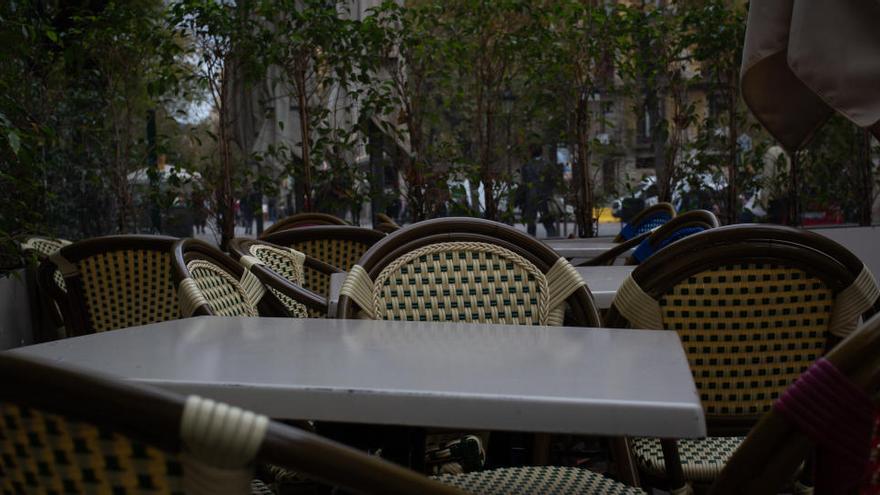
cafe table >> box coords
[11,316,705,439]
[577,265,635,309]
[541,238,630,266]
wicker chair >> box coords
[710,311,880,495]
[37,235,180,336]
[334,218,647,492]
[228,238,336,318]
[588,210,719,267]
[613,202,676,242]
[171,239,290,318]
[262,226,385,300]
[20,236,71,257]
[19,236,71,341]
[337,217,600,326]
[0,352,459,495]
[604,224,880,492]
[375,213,402,233]
[260,212,348,238]
[376,221,402,234]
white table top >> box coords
[541,239,627,262]
[11,317,704,438]
[577,266,635,309]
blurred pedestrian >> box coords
[519,144,543,236]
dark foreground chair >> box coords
[711,311,880,494]
[605,224,880,492]
[38,235,179,336]
[0,352,459,495]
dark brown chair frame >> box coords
[0,353,461,495]
[260,212,349,238]
[711,312,880,494]
[228,238,337,316]
[613,202,677,242]
[605,224,880,491]
[337,217,601,327]
[37,235,179,337]
[171,238,288,317]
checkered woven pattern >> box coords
[292,239,370,297]
[23,238,65,257]
[631,437,743,483]
[186,260,258,317]
[249,245,309,318]
[432,466,644,494]
[0,403,184,494]
[53,269,67,293]
[372,243,548,324]
[659,263,833,416]
[78,250,179,332]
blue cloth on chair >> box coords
[619,212,673,241]
[632,226,706,263]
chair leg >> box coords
[531,433,552,466]
[661,438,688,493]
[609,437,641,487]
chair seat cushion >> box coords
[432,466,644,494]
[632,436,744,483]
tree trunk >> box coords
[218,73,235,250]
[575,96,594,237]
[788,150,800,227]
[648,92,670,203]
[482,103,498,221]
[726,85,738,225]
[296,68,313,212]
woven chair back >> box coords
[337,217,601,327]
[607,224,880,423]
[20,236,70,258]
[0,353,459,495]
[172,239,286,318]
[37,236,179,336]
[259,212,348,238]
[710,312,880,494]
[228,238,333,318]
[262,226,385,298]
[614,202,676,242]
